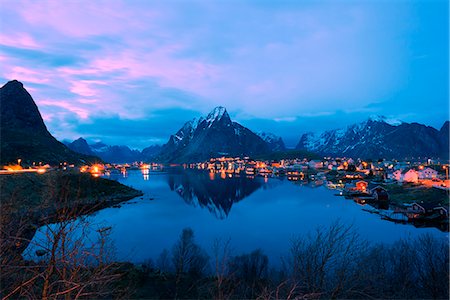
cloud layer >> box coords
[1,0,448,148]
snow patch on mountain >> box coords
[205,106,228,127]
[257,132,278,142]
[369,115,403,126]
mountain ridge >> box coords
[296,116,449,159]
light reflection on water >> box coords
[27,169,448,264]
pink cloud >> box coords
[39,99,90,120]
[69,80,107,97]
[12,0,160,38]
[9,66,50,84]
[0,33,42,49]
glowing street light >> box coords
[443,165,449,181]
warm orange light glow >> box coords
[37,168,46,174]
[89,164,104,176]
[5,164,23,171]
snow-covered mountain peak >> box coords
[368,115,403,126]
[206,106,228,123]
[173,117,204,145]
[183,117,203,132]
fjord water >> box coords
[69,168,444,264]
[28,168,447,264]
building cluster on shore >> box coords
[1,154,448,230]
[185,156,449,185]
[182,156,449,230]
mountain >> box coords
[296,116,449,159]
[158,106,270,162]
[66,141,142,163]
[0,80,98,165]
[67,138,95,156]
[66,139,162,163]
[257,132,286,151]
[141,145,162,161]
[93,145,142,163]
[440,121,449,154]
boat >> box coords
[245,167,255,175]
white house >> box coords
[418,167,438,179]
[391,169,419,183]
[391,170,403,181]
[403,169,419,183]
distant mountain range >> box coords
[0,80,98,165]
[1,80,448,165]
[65,138,162,163]
[157,106,285,163]
[66,107,286,163]
[296,116,449,159]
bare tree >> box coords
[156,248,171,273]
[171,227,209,298]
[285,221,370,298]
[414,234,449,299]
[211,238,235,300]
[228,249,269,298]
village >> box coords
[1,155,449,231]
[184,156,449,231]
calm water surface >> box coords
[29,169,448,264]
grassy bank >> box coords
[0,170,142,215]
[384,183,449,206]
[0,171,143,262]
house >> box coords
[410,202,438,214]
[418,167,438,179]
[355,180,368,192]
[370,186,389,201]
[391,169,403,181]
[392,169,419,183]
[403,169,419,183]
[433,206,448,218]
[408,202,448,221]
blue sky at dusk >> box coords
[0,0,448,149]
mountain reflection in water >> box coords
[166,169,270,219]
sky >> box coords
[0,0,448,149]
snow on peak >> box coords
[369,115,403,126]
[174,117,204,144]
[257,132,278,142]
[187,117,203,131]
[206,106,228,123]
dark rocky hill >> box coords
[0,80,98,165]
